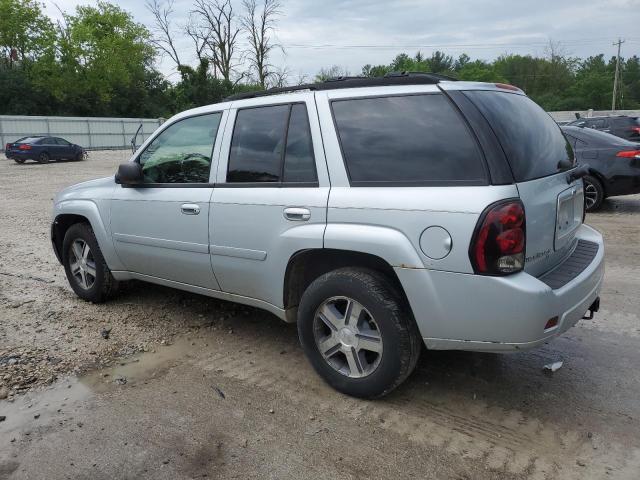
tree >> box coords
[241,0,281,88]
[190,0,242,82]
[0,0,54,66]
[146,0,182,68]
[45,1,158,115]
[315,65,349,82]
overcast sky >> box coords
[43,0,640,82]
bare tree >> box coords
[185,13,209,63]
[191,0,242,82]
[267,65,289,88]
[146,0,182,68]
[241,0,281,88]
[315,65,350,83]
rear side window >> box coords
[227,103,318,184]
[331,94,486,185]
[465,91,574,182]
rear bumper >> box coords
[6,151,35,160]
[396,224,604,352]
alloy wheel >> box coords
[313,296,383,378]
[69,239,97,290]
[584,180,599,210]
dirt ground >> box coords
[1,151,640,479]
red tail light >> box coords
[630,126,640,134]
[616,150,640,158]
[18,144,31,150]
[4,143,9,151]
[470,200,526,275]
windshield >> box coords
[464,91,574,182]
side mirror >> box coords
[115,162,143,185]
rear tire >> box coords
[38,152,50,164]
[62,223,118,303]
[297,267,421,398]
[583,175,604,212]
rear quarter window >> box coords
[331,94,487,185]
[464,91,574,182]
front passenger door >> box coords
[111,112,225,289]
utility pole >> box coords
[612,38,625,111]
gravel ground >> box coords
[1,151,640,479]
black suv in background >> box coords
[567,115,640,142]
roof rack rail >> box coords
[223,71,457,101]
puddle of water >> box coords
[0,336,201,450]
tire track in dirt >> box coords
[192,341,640,479]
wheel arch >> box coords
[283,248,411,322]
[586,168,608,197]
[52,200,122,270]
[52,213,90,263]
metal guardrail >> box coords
[0,115,163,152]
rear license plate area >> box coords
[555,184,584,251]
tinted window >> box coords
[138,113,221,183]
[283,104,317,183]
[331,94,486,185]
[17,137,44,144]
[55,138,71,145]
[228,105,289,182]
[465,91,573,182]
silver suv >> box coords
[51,74,604,398]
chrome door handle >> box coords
[181,203,200,215]
[283,207,311,221]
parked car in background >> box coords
[5,136,86,164]
[50,75,604,398]
[567,115,640,142]
[562,126,640,211]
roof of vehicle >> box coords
[571,115,637,121]
[561,125,640,146]
[224,72,460,101]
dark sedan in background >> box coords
[562,125,640,211]
[566,115,640,142]
[5,136,86,164]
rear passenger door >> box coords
[210,94,330,308]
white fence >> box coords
[0,115,163,152]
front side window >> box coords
[227,103,318,184]
[331,94,486,185]
[138,113,221,183]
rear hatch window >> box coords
[464,91,574,181]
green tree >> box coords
[0,0,54,67]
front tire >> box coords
[38,152,50,164]
[297,268,421,398]
[583,175,604,212]
[62,223,118,303]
